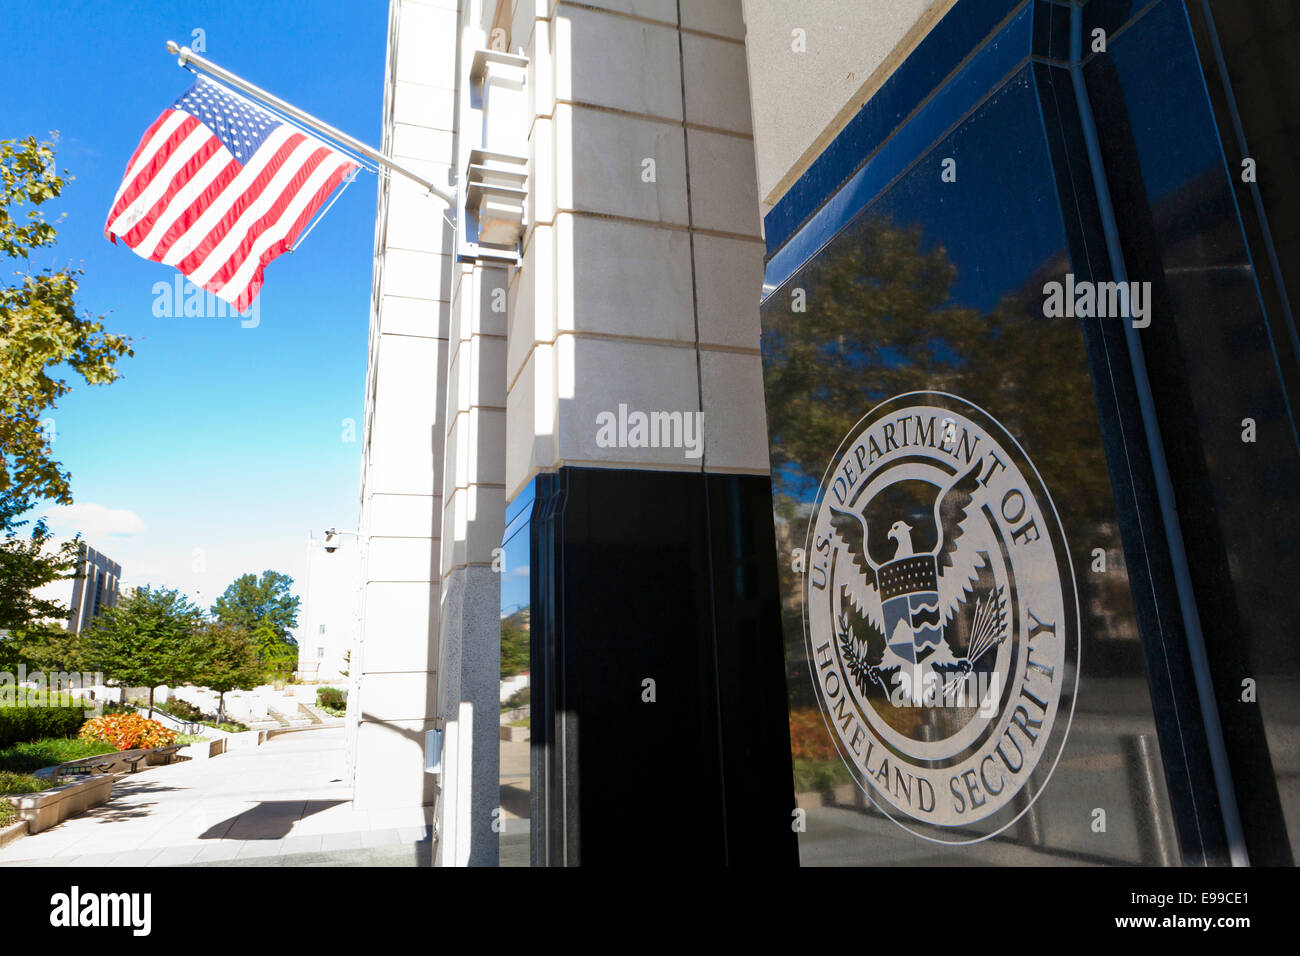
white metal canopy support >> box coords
[164,40,458,209]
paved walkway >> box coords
[0,728,433,867]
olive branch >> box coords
[837,608,884,693]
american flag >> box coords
[105,75,358,311]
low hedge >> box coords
[0,771,65,796]
[0,771,68,828]
[0,738,117,774]
[0,701,90,749]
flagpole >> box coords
[164,41,457,209]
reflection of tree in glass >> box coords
[764,216,1110,515]
[762,216,1131,709]
[500,607,530,680]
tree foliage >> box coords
[0,517,78,658]
[0,137,130,662]
[211,571,301,682]
[192,622,261,722]
[77,586,204,717]
[762,216,1109,526]
[211,571,299,640]
[500,608,529,680]
[0,137,132,515]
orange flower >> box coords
[78,714,178,752]
[788,708,839,762]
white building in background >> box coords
[295,529,361,685]
[31,540,122,634]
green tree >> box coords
[500,608,529,680]
[1,137,132,516]
[0,517,79,665]
[0,137,130,658]
[212,571,301,682]
[211,571,300,639]
[77,586,204,718]
[252,620,298,683]
[192,622,261,724]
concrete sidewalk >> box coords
[0,728,433,867]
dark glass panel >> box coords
[1089,0,1300,863]
[761,64,1180,865]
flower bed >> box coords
[79,714,177,751]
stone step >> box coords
[266,706,311,729]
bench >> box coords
[48,741,193,778]
[147,746,183,766]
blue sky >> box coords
[2,1,390,618]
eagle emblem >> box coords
[829,458,1008,705]
[802,392,1079,841]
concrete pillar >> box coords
[506,0,769,496]
[425,0,520,867]
[503,0,796,864]
[434,260,508,865]
[349,0,460,812]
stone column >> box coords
[434,260,509,865]
[504,0,797,864]
[349,0,460,813]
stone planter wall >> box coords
[499,723,530,743]
[5,775,114,835]
[178,738,227,761]
[0,820,27,849]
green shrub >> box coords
[0,772,65,827]
[791,758,852,794]
[0,771,65,796]
[201,720,248,733]
[158,698,205,722]
[502,686,530,711]
[317,687,347,710]
[0,700,90,748]
[0,738,116,774]
[1,688,85,709]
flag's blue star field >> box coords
[173,75,281,161]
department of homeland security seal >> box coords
[804,392,1079,843]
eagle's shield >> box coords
[878,554,943,663]
[882,591,943,662]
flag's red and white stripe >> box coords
[105,78,357,311]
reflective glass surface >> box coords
[1091,0,1300,862]
[498,482,534,867]
[761,62,1182,864]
